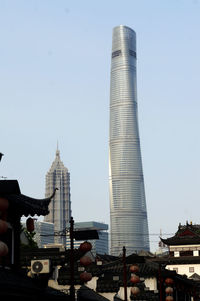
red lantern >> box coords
[130,274,140,284]
[165,278,174,285]
[131,286,140,295]
[0,241,8,256]
[80,271,92,282]
[165,287,173,294]
[130,264,139,273]
[80,256,92,266]
[0,220,8,234]
[26,217,34,232]
[166,296,173,301]
[79,241,92,253]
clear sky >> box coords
[1,0,200,251]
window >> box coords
[129,49,136,58]
[180,250,193,256]
[174,251,180,257]
[112,50,121,58]
[189,267,194,273]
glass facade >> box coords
[65,221,109,255]
[109,25,150,255]
[34,221,54,248]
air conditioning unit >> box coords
[31,259,50,274]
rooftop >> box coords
[72,221,108,231]
[161,222,200,246]
[0,180,56,217]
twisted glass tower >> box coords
[109,25,149,256]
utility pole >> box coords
[70,216,75,301]
[159,263,163,301]
[123,246,127,301]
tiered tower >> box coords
[44,148,71,245]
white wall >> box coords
[144,277,157,291]
[166,263,200,277]
[85,276,98,291]
[118,286,132,301]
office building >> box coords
[44,148,71,245]
[34,221,54,248]
[21,221,54,248]
[109,25,149,255]
[66,221,109,255]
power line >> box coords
[39,232,173,237]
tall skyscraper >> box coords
[109,25,150,255]
[44,148,71,245]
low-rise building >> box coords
[34,221,54,248]
[160,222,200,278]
[66,221,109,255]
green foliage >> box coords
[20,224,38,250]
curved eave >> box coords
[160,236,200,246]
[5,188,58,217]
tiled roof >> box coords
[77,285,109,301]
[161,223,200,246]
[96,253,119,264]
[21,247,88,267]
[6,191,56,217]
[161,236,200,246]
[150,255,200,265]
[0,180,57,217]
[189,273,200,281]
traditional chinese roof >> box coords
[189,273,200,281]
[161,223,200,246]
[96,253,118,264]
[92,259,160,279]
[94,253,199,291]
[22,248,199,294]
[95,259,159,294]
[0,180,57,217]
[21,247,89,267]
[150,255,200,265]
[77,285,109,301]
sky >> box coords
[0,0,200,252]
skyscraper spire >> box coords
[56,141,60,157]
